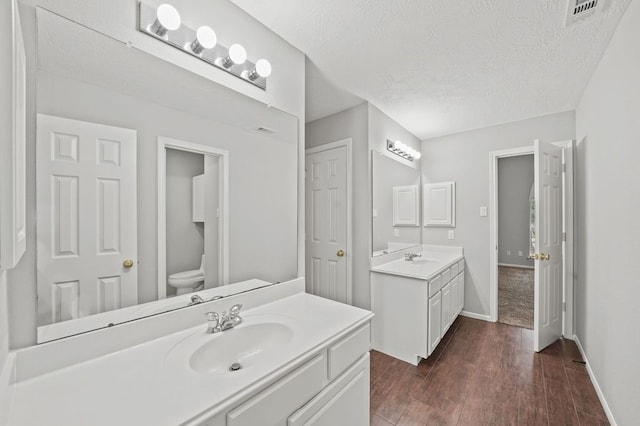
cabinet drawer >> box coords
[288,354,369,426]
[451,263,459,277]
[328,323,370,380]
[458,259,465,272]
[428,274,442,298]
[227,353,328,426]
[441,267,451,284]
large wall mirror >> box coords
[31,9,299,342]
[371,151,421,257]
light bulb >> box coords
[248,59,272,81]
[190,26,217,54]
[414,151,422,160]
[255,59,272,78]
[150,4,181,37]
[396,142,407,152]
[228,44,247,65]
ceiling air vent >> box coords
[566,0,606,26]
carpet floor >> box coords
[498,265,534,329]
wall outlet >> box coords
[448,230,455,240]
[394,228,399,237]
[506,250,511,256]
[480,206,488,217]
[518,251,523,257]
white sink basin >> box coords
[190,321,294,374]
[165,314,297,377]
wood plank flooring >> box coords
[370,316,609,425]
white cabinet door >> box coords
[457,273,465,314]
[451,276,460,318]
[289,355,369,426]
[441,283,452,336]
[428,292,442,356]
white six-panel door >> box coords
[305,143,349,304]
[534,139,564,351]
[37,114,137,323]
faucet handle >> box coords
[205,312,220,334]
[205,312,219,321]
[229,304,243,315]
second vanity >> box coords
[5,279,373,425]
[370,245,464,365]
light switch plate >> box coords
[506,250,511,256]
[394,228,399,237]
[372,208,377,218]
[448,230,455,240]
[518,251,523,257]
[480,206,488,217]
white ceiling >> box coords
[230,0,631,139]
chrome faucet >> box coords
[404,252,422,261]
[204,303,243,334]
[188,294,205,306]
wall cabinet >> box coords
[201,323,371,426]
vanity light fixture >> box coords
[387,140,422,161]
[138,1,271,90]
[190,26,217,55]
[149,3,181,37]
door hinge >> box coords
[563,302,566,312]
[562,163,567,173]
[562,232,566,242]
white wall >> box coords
[165,149,205,296]
[498,155,534,267]
[575,0,640,423]
[421,111,575,317]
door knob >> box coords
[336,250,345,257]
[540,253,551,261]
[527,253,539,260]
[123,259,134,268]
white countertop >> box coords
[371,245,463,280]
[7,293,373,426]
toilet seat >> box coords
[168,255,205,295]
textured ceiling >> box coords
[230,0,632,139]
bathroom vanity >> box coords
[5,279,373,425]
[370,245,464,365]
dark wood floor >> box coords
[370,316,609,425]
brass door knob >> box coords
[337,250,345,257]
[527,253,539,260]
[540,253,551,261]
[123,259,134,268]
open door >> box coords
[533,139,564,351]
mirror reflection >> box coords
[33,10,298,342]
[371,151,421,257]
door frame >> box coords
[157,136,229,299]
[305,138,353,304]
[489,140,574,337]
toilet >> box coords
[168,255,205,295]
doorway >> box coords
[497,155,534,329]
[489,140,575,351]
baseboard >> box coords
[573,335,617,426]
[460,310,493,322]
[498,263,534,270]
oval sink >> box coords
[189,321,294,374]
